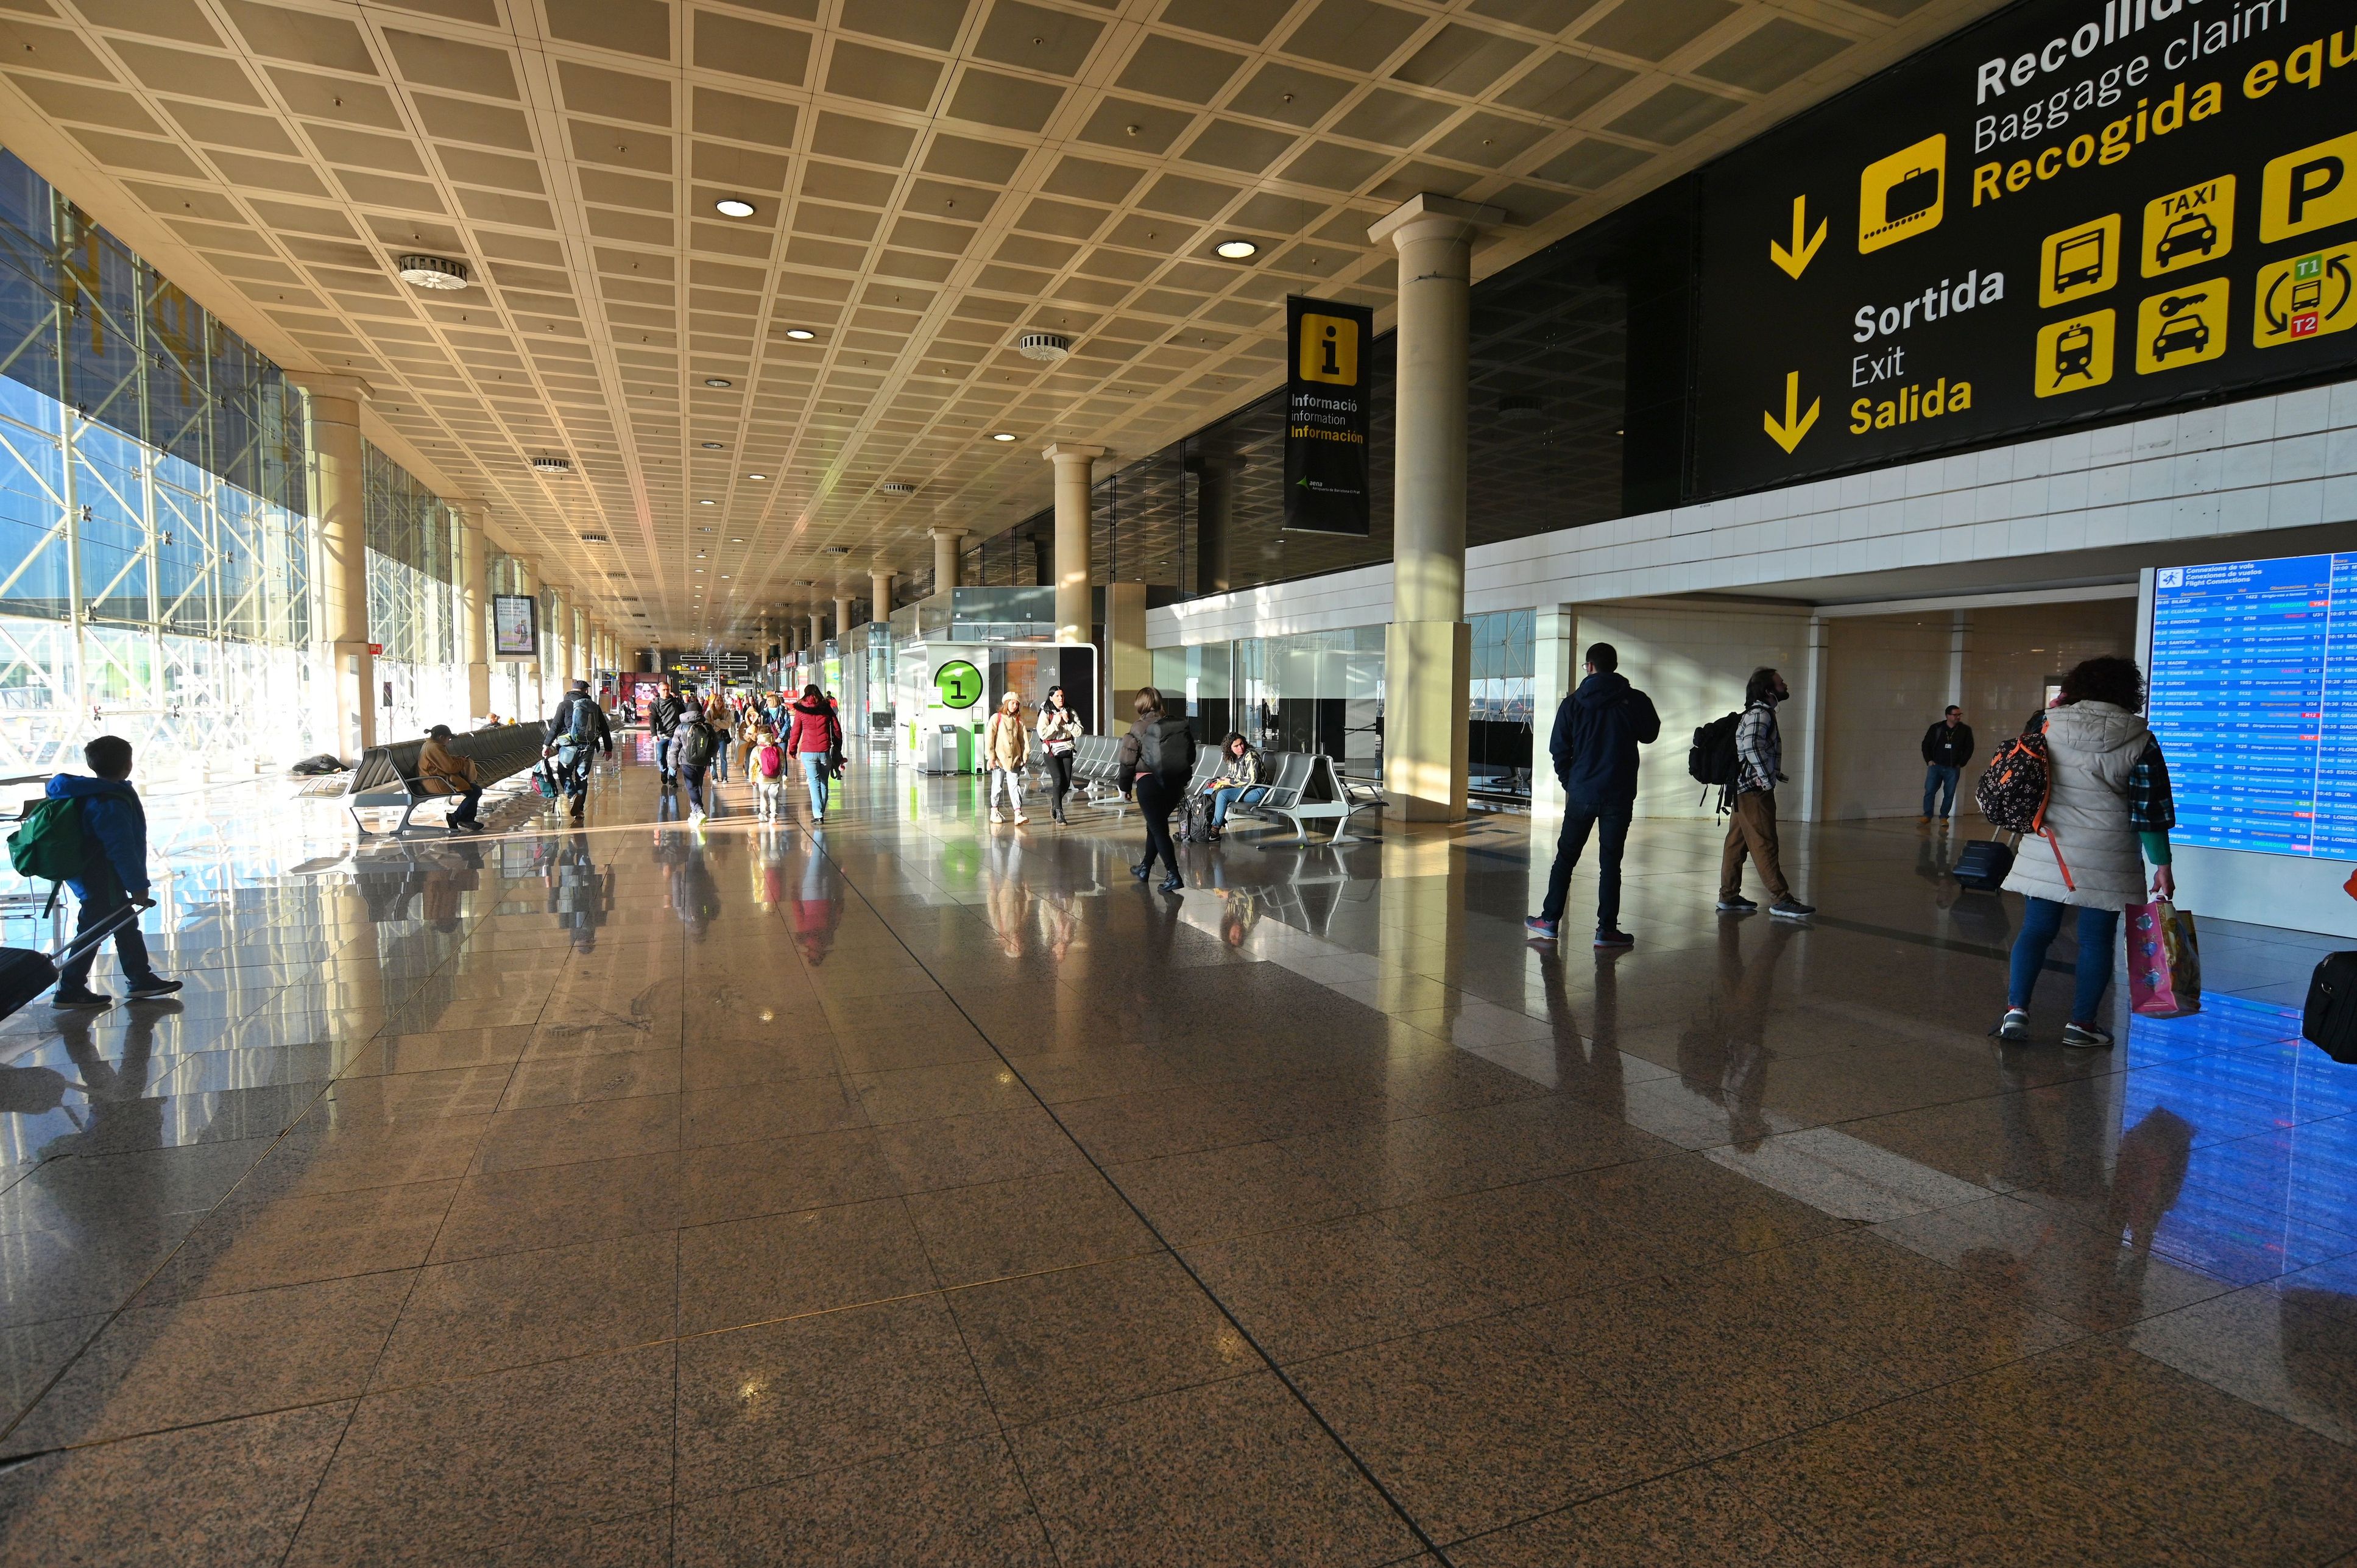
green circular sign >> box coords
[935,659,983,708]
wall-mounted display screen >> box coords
[492,593,537,660]
[2147,552,2357,858]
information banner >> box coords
[1696,0,2357,496]
[491,593,536,660]
[2148,551,2357,858]
[1283,295,1374,535]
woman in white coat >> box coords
[1996,656,2175,1048]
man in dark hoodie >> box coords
[48,735,180,1006]
[1527,643,1659,949]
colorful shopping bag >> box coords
[2126,900,2201,1018]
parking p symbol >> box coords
[2264,133,2357,242]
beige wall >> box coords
[1572,601,1815,821]
[1816,598,2138,819]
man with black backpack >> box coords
[1527,643,1658,949]
[674,698,721,825]
[1717,668,1816,920]
[546,679,612,822]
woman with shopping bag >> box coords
[1992,655,2181,1047]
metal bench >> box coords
[1072,733,1128,813]
[1231,750,1385,846]
[345,722,547,837]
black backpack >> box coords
[679,722,716,769]
[1688,712,1741,789]
[1140,719,1192,776]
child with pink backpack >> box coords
[753,728,788,822]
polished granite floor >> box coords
[1,740,2353,1565]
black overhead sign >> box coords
[1284,294,1374,535]
[1694,0,2357,496]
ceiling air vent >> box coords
[531,456,573,475]
[1497,394,1545,424]
[878,481,917,496]
[1017,331,1072,362]
[396,254,470,291]
[579,530,610,543]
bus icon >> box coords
[2054,227,2106,291]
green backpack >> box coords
[8,797,90,914]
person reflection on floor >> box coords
[545,830,610,955]
[420,841,484,935]
[1532,933,1629,1112]
[1678,918,1799,1153]
[983,835,1031,958]
[43,1001,175,1161]
[671,835,721,943]
[790,842,843,966]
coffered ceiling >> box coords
[0,0,2000,645]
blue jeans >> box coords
[802,753,830,817]
[654,735,673,779]
[1923,763,1960,817]
[1209,786,1249,826]
[2009,897,2120,1022]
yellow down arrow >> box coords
[1768,194,1826,280]
[1762,371,1818,454]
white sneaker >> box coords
[688,809,705,825]
[989,808,1003,823]
[1012,813,1028,825]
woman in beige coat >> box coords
[984,690,1030,825]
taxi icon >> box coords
[2154,210,2218,266]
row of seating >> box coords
[345,722,547,836]
[1061,735,1383,846]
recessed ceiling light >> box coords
[746,472,767,479]
[1215,239,1259,260]
[699,498,715,505]
[703,377,732,387]
[730,537,744,542]
[783,328,816,341]
[989,432,1016,442]
[700,441,723,449]
[714,197,756,218]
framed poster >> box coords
[492,593,538,660]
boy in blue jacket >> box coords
[49,735,180,1007]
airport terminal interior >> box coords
[1,0,2355,1561]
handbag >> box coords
[2126,900,2200,1018]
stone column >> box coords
[456,503,490,722]
[1530,607,1578,828]
[1042,443,1104,645]
[808,609,823,651]
[517,560,542,717]
[1104,582,1148,732]
[1187,453,1243,597]
[833,594,852,645]
[869,568,894,625]
[289,372,374,754]
[1368,193,1501,823]
[929,527,965,595]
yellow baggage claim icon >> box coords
[2035,309,2115,396]
[1858,135,1945,253]
[2255,249,2354,346]
[2135,279,2228,374]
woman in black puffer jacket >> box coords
[1117,686,1196,894]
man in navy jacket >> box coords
[1527,643,1659,948]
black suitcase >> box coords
[2302,951,2357,1064]
[1175,792,1214,845]
[0,903,143,1023]
[1952,836,2016,891]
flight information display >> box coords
[2147,553,2357,858]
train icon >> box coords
[2053,320,2098,380]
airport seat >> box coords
[346,722,546,836]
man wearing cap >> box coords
[418,724,486,833]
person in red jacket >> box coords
[784,684,838,823]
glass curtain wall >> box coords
[0,149,315,785]
[361,441,464,740]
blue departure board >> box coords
[2147,555,2352,859]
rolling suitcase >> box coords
[0,903,143,1024]
[1951,834,2016,892]
[2301,951,2357,1064]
